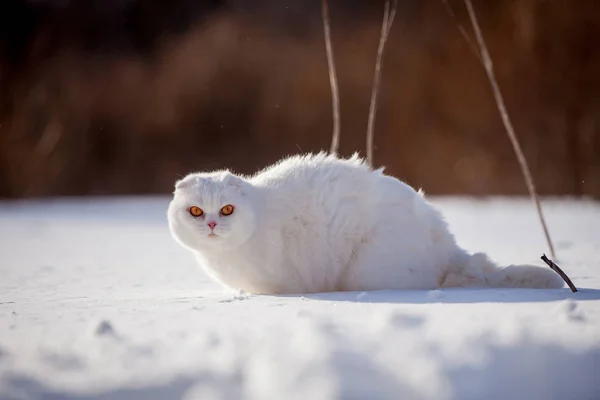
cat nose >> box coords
[207,221,217,230]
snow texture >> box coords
[1,196,599,400]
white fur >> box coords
[167,152,563,294]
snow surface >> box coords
[0,196,599,400]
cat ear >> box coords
[174,174,198,191]
[223,173,247,192]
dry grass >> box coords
[321,0,341,155]
[463,0,555,257]
[366,0,397,167]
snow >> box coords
[1,196,599,400]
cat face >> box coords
[168,171,258,251]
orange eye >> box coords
[189,206,204,217]
[220,204,234,216]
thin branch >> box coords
[464,0,556,258]
[541,254,577,292]
[366,0,398,167]
[321,0,341,155]
[441,0,482,64]
[384,0,398,41]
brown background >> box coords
[1,0,599,198]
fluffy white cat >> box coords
[167,152,563,294]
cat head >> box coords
[168,170,259,251]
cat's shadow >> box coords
[278,288,600,304]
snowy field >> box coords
[0,196,599,400]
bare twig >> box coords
[541,254,577,292]
[366,0,398,167]
[464,0,556,258]
[383,1,398,41]
[441,0,482,64]
[321,0,341,155]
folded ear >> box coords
[223,172,248,192]
[174,174,198,190]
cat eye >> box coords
[220,204,234,216]
[189,206,204,217]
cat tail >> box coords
[440,252,564,289]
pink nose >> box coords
[207,221,217,230]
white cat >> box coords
[167,152,563,294]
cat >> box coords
[167,152,563,294]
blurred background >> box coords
[0,0,598,199]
